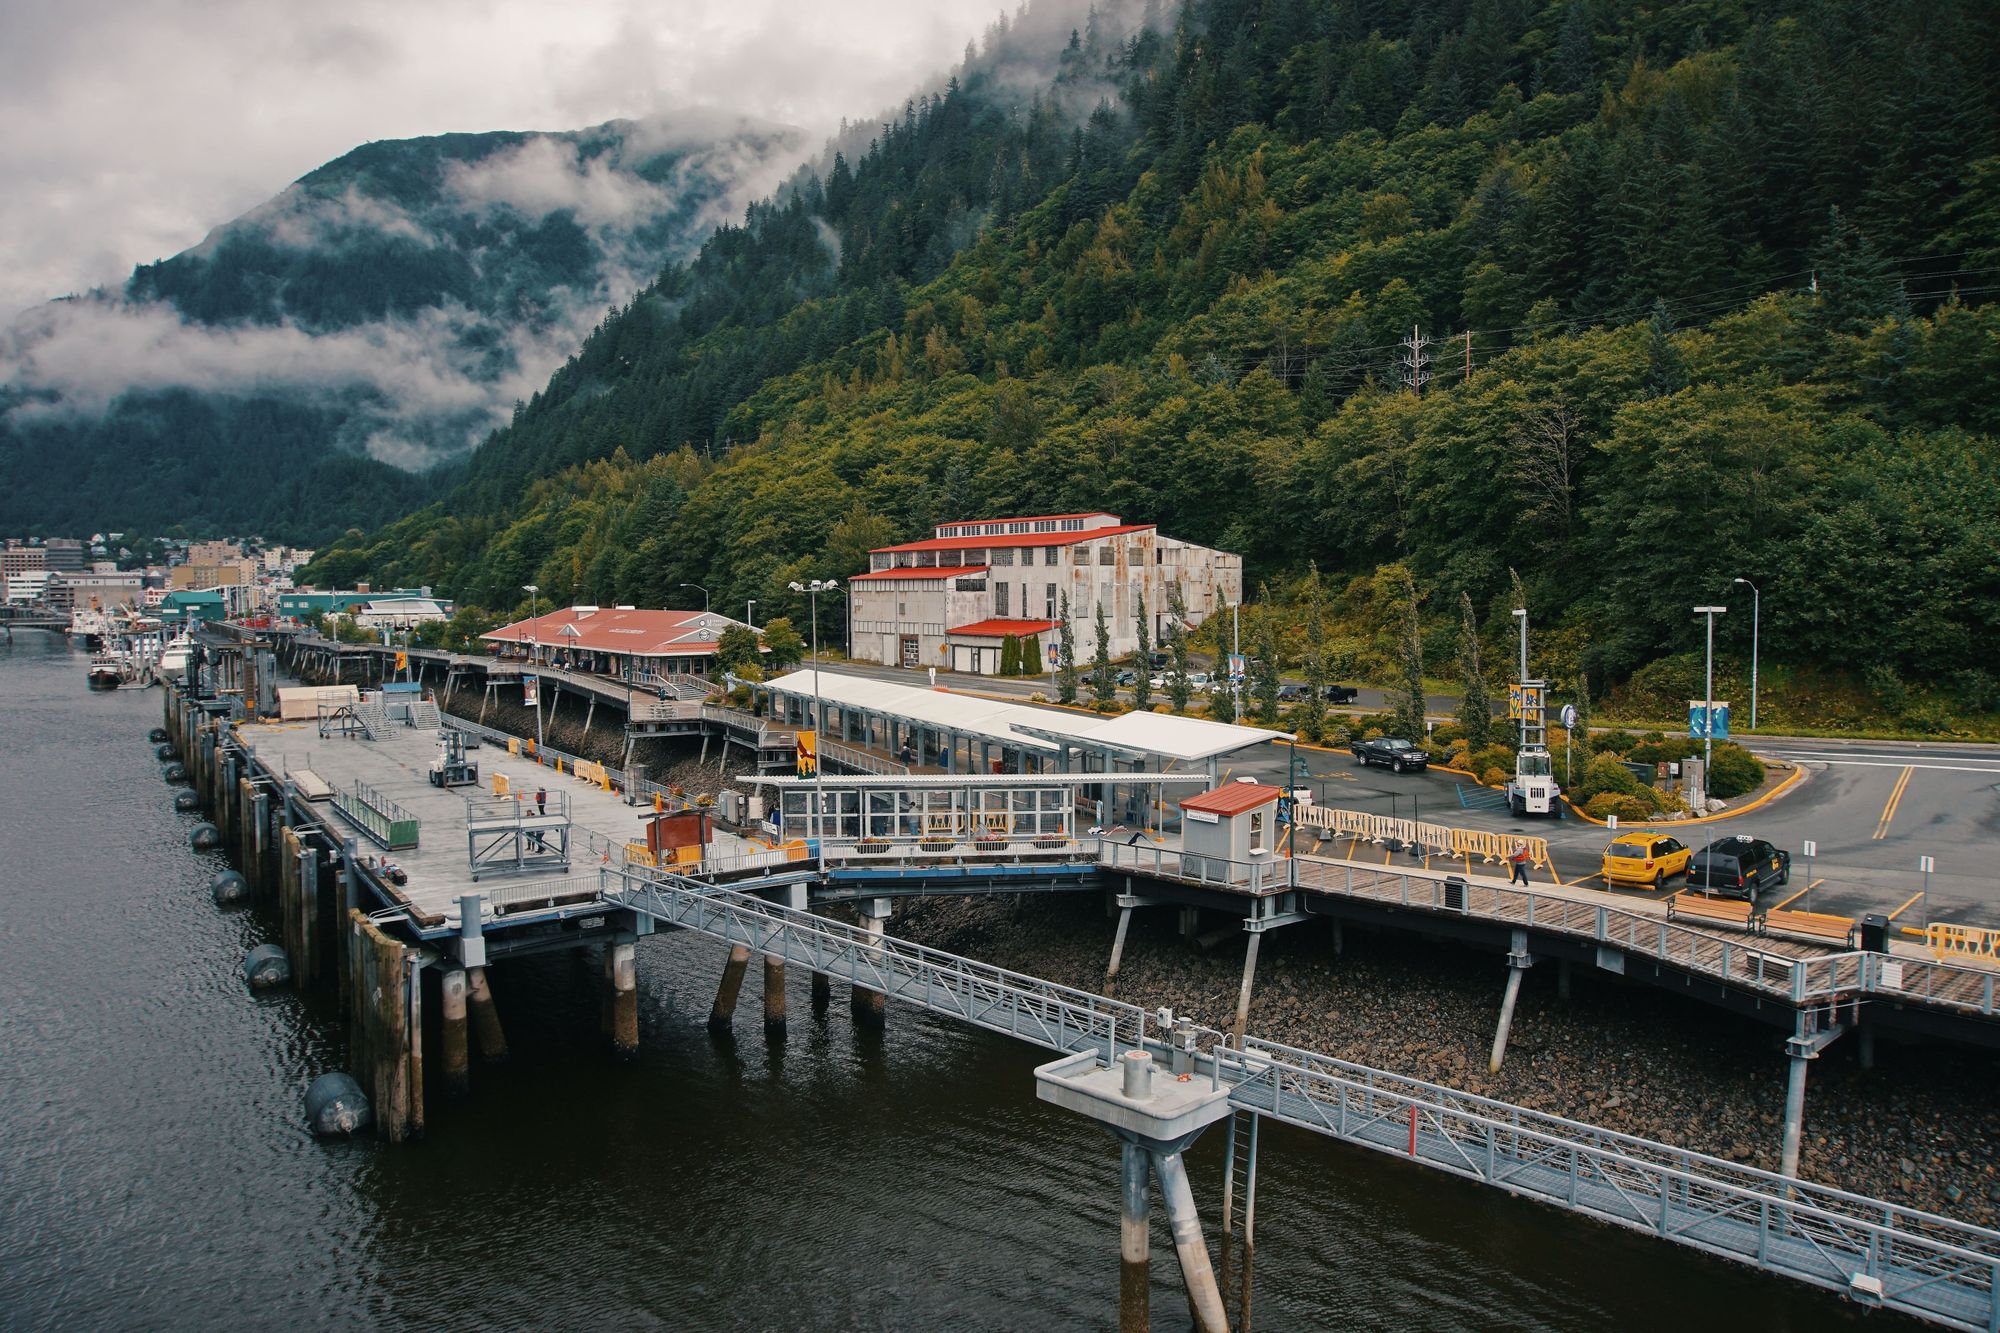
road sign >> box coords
[1920,855,1936,874]
[1228,653,1246,681]
[1560,703,1577,730]
[1802,840,1817,857]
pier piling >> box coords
[607,935,639,1056]
[762,954,787,1039]
[1488,931,1533,1075]
[440,968,470,1096]
[1119,1138,1151,1333]
[466,966,508,1063]
[851,903,889,1029]
[708,945,752,1032]
[1153,1149,1229,1333]
[811,969,831,1014]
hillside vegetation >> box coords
[306,0,2000,713]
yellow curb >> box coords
[1557,759,1808,826]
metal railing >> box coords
[819,737,910,776]
[1219,1037,2000,1331]
[600,866,1146,1060]
[331,780,420,850]
[1097,838,1291,895]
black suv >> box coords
[1686,836,1791,899]
[1351,736,1431,772]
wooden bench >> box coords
[1764,908,1856,947]
[1668,892,1760,932]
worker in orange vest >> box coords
[1509,840,1531,886]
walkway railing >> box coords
[600,867,1147,1060]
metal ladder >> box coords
[1217,1107,1261,1330]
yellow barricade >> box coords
[1927,923,2000,963]
[624,843,658,868]
[507,738,521,755]
[492,773,511,796]
[1294,805,1546,867]
[575,759,612,790]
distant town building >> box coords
[351,597,452,631]
[277,586,431,621]
[2,542,46,581]
[3,569,51,604]
[171,559,259,591]
[45,569,142,612]
[158,589,228,626]
[186,539,245,564]
[847,512,1242,676]
[483,606,753,679]
[41,538,86,572]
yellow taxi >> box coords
[1601,831,1692,889]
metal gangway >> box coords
[597,864,2000,1331]
[466,790,572,880]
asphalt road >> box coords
[820,659,2000,927]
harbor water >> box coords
[0,633,1887,1330]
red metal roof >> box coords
[947,618,1060,638]
[481,607,727,656]
[848,564,989,583]
[936,511,1117,528]
[870,524,1154,555]
[1180,783,1284,816]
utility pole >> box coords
[1463,328,1472,383]
[522,583,543,752]
[1513,607,1529,750]
[1694,605,1728,807]
[745,599,756,630]
[1231,600,1241,724]
[1400,324,1430,396]
[1733,578,1759,731]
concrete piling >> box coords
[1232,932,1262,1046]
[852,905,889,1029]
[466,966,508,1063]
[1120,1138,1151,1333]
[708,945,752,1032]
[1488,933,1534,1074]
[1152,1149,1229,1333]
[811,969,831,1014]
[1106,904,1134,997]
[440,968,470,1097]
[606,934,639,1056]
[762,954,787,1040]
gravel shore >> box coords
[892,891,2000,1228]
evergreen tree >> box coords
[1091,602,1115,707]
[759,617,805,670]
[1301,562,1328,743]
[1000,634,1021,676]
[1056,593,1079,704]
[1133,593,1153,710]
[1253,606,1281,726]
[1394,571,1428,744]
[1455,591,1491,749]
[1166,580,1192,714]
[1022,633,1044,678]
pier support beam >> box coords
[1232,931,1262,1046]
[441,968,470,1097]
[1778,1014,1843,1180]
[1120,1139,1151,1333]
[606,934,638,1056]
[1105,905,1134,997]
[762,954,787,1040]
[1858,1026,1875,1071]
[708,944,752,1032]
[851,900,890,1028]
[1153,1149,1229,1333]
[466,966,508,1063]
[811,969,831,1014]
[1488,931,1533,1075]
[1557,957,1571,1001]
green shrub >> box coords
[1466,743,1516,776]
[1707,742,1765,799]
[1572,752,1650,808]
[1591,729,1639,754]
[1586,792,1653,823]
[1429,723,1466,747]
[1627,736,1700,766]
[1479,765,1509,786]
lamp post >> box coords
[679,583,709,616]
[745,599,756,630]
[788,578,840,839]
[1732,577,1759,732]
[1511,607,1528,748]
[522,583,543,751]
[1694,605,1727,806]
[1230,600,1241,724]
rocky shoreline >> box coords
[891,891,2000,1228]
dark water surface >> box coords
[0,634,1890,1330]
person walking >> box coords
[1509,839,1531,886]
[535,785,547,817]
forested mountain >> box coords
[0,114,804,542]
[308,0,2000,706]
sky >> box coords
[0,0,1009,317]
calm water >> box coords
[0,633,1887,1330]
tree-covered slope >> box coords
[0,113,804,542]
[309,0,2000,697]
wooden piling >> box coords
[708,945,752,1032]
[762,954,786,1040]
[344,908,421,1142]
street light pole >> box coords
[679,583,710,616]
[522,583,543,751]
[1231,600,1241,724]
[1694,605,1727,807]
[1512,607,1528,749]
[1733,577,1759,732]
[788,578,840,840]
[746,599,756,629]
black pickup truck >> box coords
[1324,684,1360,705]
[1351,736,1431,772]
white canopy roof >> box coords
[761,670,1286,764]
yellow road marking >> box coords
[1873,766,1914,839]
[1887,892,1925,921]
[1770,885,1811,912]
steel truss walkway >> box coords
[598,864,2000,1331]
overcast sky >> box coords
[0,0,1006,317]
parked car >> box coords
[1148,652,1170,670]
[1351,736,1431,772]
[1188,671,1212,692]
[1686,835,1792,899]
[1601,831,1692,890]
[1324,684,1360,705]
[1276,683,1307,703]
[1115,668,1137,687]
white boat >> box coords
[158,634,194,683]
[87,654,126,690]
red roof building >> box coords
[1180,783,1283,817]
[481,606,753,678]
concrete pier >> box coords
[607,935,638,1056]
[708,945,752,1032]
[852,901,889,1028]
[1119,1138,1151,1333]
[1153,1149,1228,1333]
[1105,904,1134,997]
[441,968,470,1097]
[466,966,508,1063]
[1232,933,1262,1046]
[811,969,831,1015]
[1488,931,1533,1074]
[762,954,787,1039]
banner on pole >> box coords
[522,674,539,708]
[1687,700,1731,739]
[796,729,818,778]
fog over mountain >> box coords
[0,112,808,538]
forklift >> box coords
[428,729,480,788]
